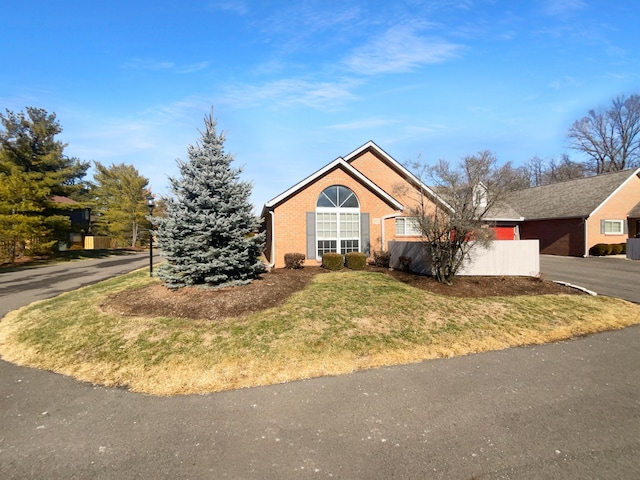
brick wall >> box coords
[267,156,435,268]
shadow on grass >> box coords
[0,248,144,272]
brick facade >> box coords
[262,143,434,269]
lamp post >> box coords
[146,194,155,276]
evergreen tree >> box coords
[91,162,150,247]
[0,107,87,261]
[155,112,264,289]
[0,107,89,199]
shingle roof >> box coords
[629,200,640,218]
[504,169,640,220]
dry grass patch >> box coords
[1,268,639,396]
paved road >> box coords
[1,255,639,479]
[0,252,159,319]
[540,255,640,303]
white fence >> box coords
[628,238,640,260]
[389,240,540,277]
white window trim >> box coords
[316,207,361,256]
[396,216,422,236]
[603,219,624,235]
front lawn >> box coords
[1,268,639,396]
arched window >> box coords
[316,186,360,257]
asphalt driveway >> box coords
[540,255,640,303]
[1,254,639,478]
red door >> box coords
[492,226,515,240]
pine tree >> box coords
[0,107,87,261]
[155,112,265,289]
[91,162,150,247]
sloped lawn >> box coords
[1,267,639,396]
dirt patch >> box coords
[102,266,583,322]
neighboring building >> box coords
[262,141,450,269]
[49,196,91,247]
[262,142,640,267]
[504,168,640,256]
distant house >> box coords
[49,196,91,247]
[503,168,640,256]
[262,141,451,269]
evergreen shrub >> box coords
[345,252,366,270]
[589,243,612,256]
[373,250,391,268]
[610,243,624,255]
[284,253,305,269]
[399,255,412,272]
[322,253,344,270]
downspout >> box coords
[380,212,402,252]
[584,216,589,257]
[267,210,276,268]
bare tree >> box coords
[544,154,588,184]
[568,94,640,174]
[406,151,522,285]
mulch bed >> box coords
[102,266,583,322]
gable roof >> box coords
[263,141,451,212]
[505,168,640,220]
[263,156,404,210]
[629,201,640,218]
[343,141,452,211]
[50,195,79,205]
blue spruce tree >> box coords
[155,112,265,288]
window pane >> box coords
[317,240,337,257]
[395,218,405,235]
[317,186,338,207]
[407,218,421,235]
[338,186,359,207]
[604,220,623,234]
[341,239,359,253]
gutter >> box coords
[380,212,403,251]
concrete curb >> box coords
[553,280,598,296]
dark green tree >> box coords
[0,107,89,198]
[155,112,264,289]
[0,107,89,261]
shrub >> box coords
[345,252,366,270]
[322,253,344,271]
[373,250,391,268]
[399,255,412,272]
[589,243,612,256]
[284,253,305,269]
[620,243,627,255]
[610,243,624,255]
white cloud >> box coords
[543,0,586,16]
[207,1,250,16]
[326,118,393,130]
[123,58,209,74]
[549,76,580,90]
[220,78,361,110]
[343,25,461,75]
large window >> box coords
[316,186,360,257]
[395,217,422,236]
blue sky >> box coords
[2,1,639,210]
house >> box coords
[262,141,449,269]
[49,196,91,248]
[503,168,640,256]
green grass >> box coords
[1,268,639,396]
